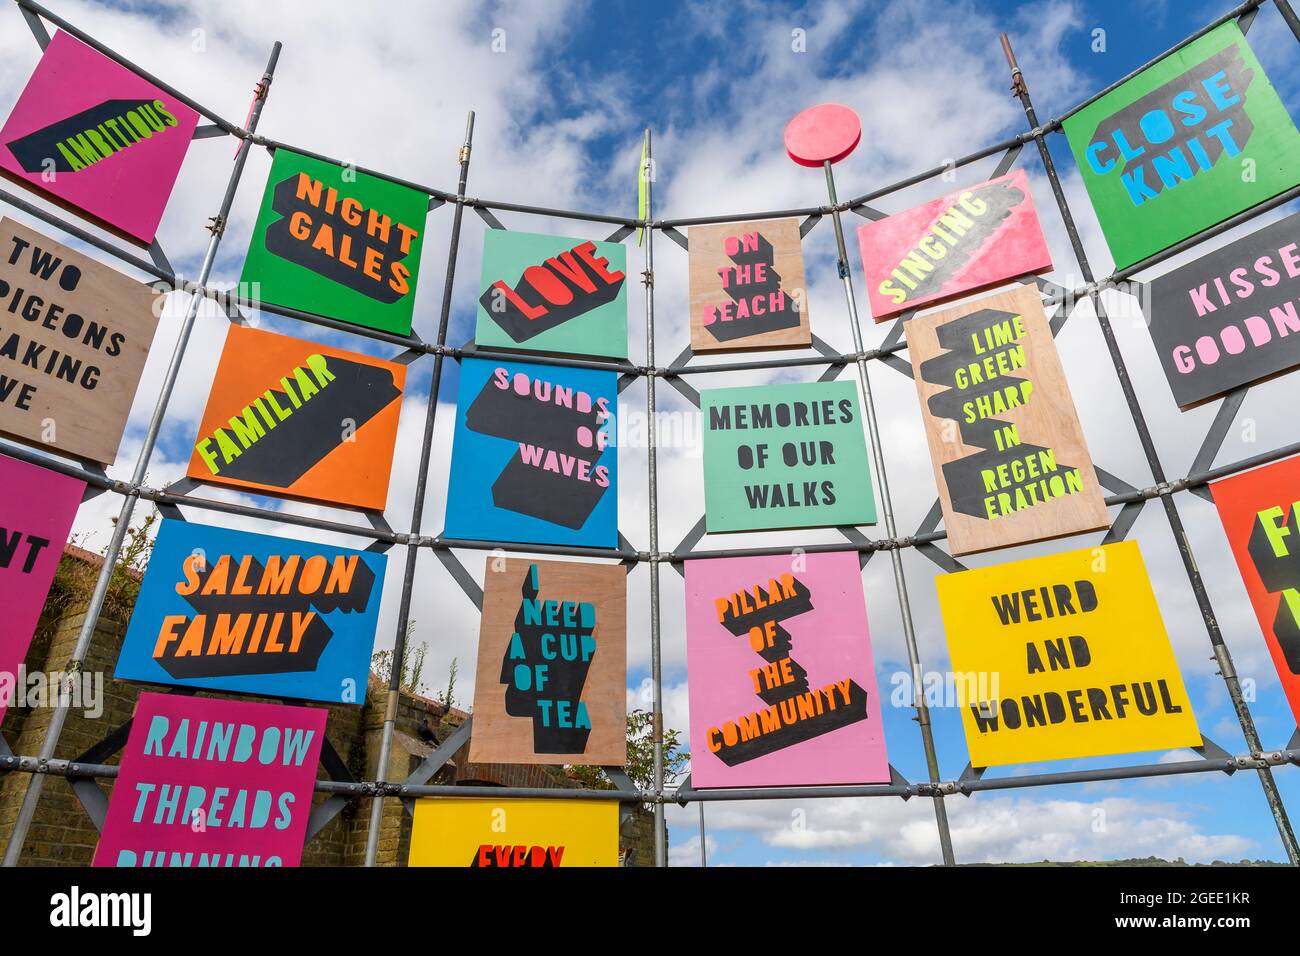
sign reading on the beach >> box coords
[409,797,619,867]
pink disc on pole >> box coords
[784,103,862,167]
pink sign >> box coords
[0,453,83,723]
[0,31,199,244]
[93,693,326,867]
[856,169,1052,321]
[684,551,889,788]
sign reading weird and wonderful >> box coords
[1063,21,1300,269]
[409,798,619,867]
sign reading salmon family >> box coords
[93,693,325,867]
[0,31,200,244]
[240,148,428,335]
[475,229,628,359]
[409,797,619,867]
[684,551,889,788]
[470,558,627,765]
[856,170,1052,322]
[186,326,405,510]
[936,541,1201,767]
[701,380,875,532]
[906,284,1110,556]
[444,357,618,548]
[687,217,812,352]
[0,219,159,464]
[116,520,386,704]
[1063,21,1300,270]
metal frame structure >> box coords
[1,0,1300,868]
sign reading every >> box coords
[409,797,619,867]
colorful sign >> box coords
[444,357,618,548]
[688,217,812,352]
[115,519,385,704]
[0,31,200,244]
[409,797,619,867]
[701,380,875,532]
[470,558,626,766]
[1063,22,1300,269]
[0,219,159,464]
[93,693,325,867]
[185,326,405,510]
[856,170,1052,322]
[936,541,1201,767]
[684,551,889,788]
[240,148,428,335]
[474,229,628,359]
[905,284,1110,556]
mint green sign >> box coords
[702,381,876,533]
[1063,21,1300,270]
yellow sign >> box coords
[408,798,619,867]
[936,541,1200,767]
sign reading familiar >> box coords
[409,797,619,867]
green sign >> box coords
[240,148,429,335]
[1063,22,1300,270]
[701,381,876,532]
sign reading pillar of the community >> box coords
[906,284,1109,555]
[687,217,812,352]
[470,558,626,765]
[936,541,1201,767]
[93,693,325,867]
[409,798,619,867]
[684,551,889,787]
[1063,21,1300,269]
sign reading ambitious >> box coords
[409,797,619,867]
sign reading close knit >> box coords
[470,558,627,766]
[115,519,386,704]
[936,541,1201,767]
[905,284,1110,556]
[1063,21,1300,270]
[0,218,159,464]
[687,217,812,352]
[409,797,619,867]
[185,325,405,511]
[684,551,889,788]
[856,170,1052,322]
[93,693,325,867]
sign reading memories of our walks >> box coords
[0,218,159,464]
[409,797,619,867]
[93,693,326,867]
[470,558,627,766]
[444,357,618,548]
[701,380,875,532]
[0,31,200,244]
[905,284,1110,556]
[1063,21,1300,270]
[936,541,1201,767]
[186,325,405,510]
[475,229,628,359]
[687,217,812,352]
[115,519,386,704]
[240,148,428,336]
[684,551,889,788]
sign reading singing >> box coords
[409,797,619,867]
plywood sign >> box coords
[936,541,1201,767]
[240,148,428,336]
[470,558,626,765]
[1063,21,1300,270]
[687,217,811,352]
[0,219,159,464]
[409,797,619,867]
[684,551,889,788]
[856,170,1052,322]
[115,519,386,704]
[906,284,1110,556]
[185,325,404,510]
[701,380,875,532]
[93,693,326,867]
[444,357,618,548]
[0,31,200,244]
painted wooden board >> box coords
[905,284,1110,556]
[409,798,619,867]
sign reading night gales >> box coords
[409,798,619,867]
